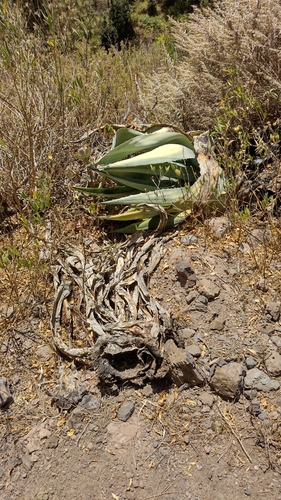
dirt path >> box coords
[1,217,281,500]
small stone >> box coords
[245,356,257,369]
[142,384,153,397]
[207,217,231,238]
[271,336,281,348]
[22,455,33,471]
[193,333,204,343]
[95,436,103,444]
[39,428,51,440]
[249,399,261,416]
[186,344,201,358]
[244,368,280,392]
[68,407,84,429]
[247,228,270,247]
[179,328,196,341]
[239,242,251,254]
[45,436,59,449]
[117,401,135,422]
[175,260,197,288]
[190,302,208,313]
[26,438,41,454]
[256,279,268,292]
[264,351,281,377]
[258,411,267,421]
[183,434,190,445]
[199,392,214,408]
[35,345,53,361]
[202,419,212,430]
[210,316,225,331]
[0,376,13,408]
[79,395,102,411]
[185,291,198,304]
[210,362,245,399]
[266,301,280,322]
[181,234,198,245]
[36,492,49,500]
[198,295,208,304]
[86,441,95,451]
[198,278,220,300]
[164,339,205,386]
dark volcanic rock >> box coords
[0,376,13,408]
[175,260,196,288]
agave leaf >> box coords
[100,144,195,172]
[101,161,198,184]
[104,186,196,210]
[96,133,196,166]
[74,185,138,198]
[114,212,188,233]
[99,170,183,192]
[100,206,160,221]
[112,128,143,148]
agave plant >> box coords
[75,125,226,233]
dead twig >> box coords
[216,404,252,463]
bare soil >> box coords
[1,214,281,500]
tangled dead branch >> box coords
[51,233,177,385]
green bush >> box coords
[100,0,135,50]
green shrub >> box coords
[100,0,135,50]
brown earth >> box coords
[1,213,281,500]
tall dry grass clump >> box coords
[146,0,281,138]
[0,1,171,216]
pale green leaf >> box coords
[104,187,195,210]
[96,133,196,166]
[114,212,188,233]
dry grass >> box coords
[145,0,281,136]
[0,1,173,215]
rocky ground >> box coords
[1,214,281,500]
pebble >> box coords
[186,344,201,358]
[183,434,190,445]
[0,376,13,408]
[198,295,208,304]
[39,428,52,440]
[185,291,198,304]
[258,411,267,421]
[175,260,197,288]
[26,438,40,454]
[190,302,208,313]
[117,401,135,422]
[85,442,95,451]
[198,279,220,301]
[210,316,225,331]
[245,356,257,369]
[264,351,281,376]
[193,333,204,343]
[142,384,153,397]
[266,301,280,322]
[35,345,53,361]
[210,362,245,399]
[79,395,102,411]
[256,279,268,292]
[181,234,198,245]
[244,368,280,392]
[207,217,231,237]
[271,336,281,348]
[45,436,59,449]
[199,392,214,407]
